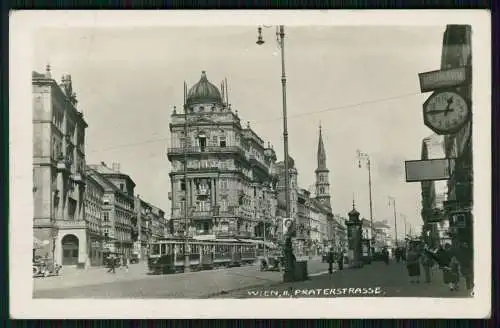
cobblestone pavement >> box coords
[213,261,472,298]
[33,258,330,298]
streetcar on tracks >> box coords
[147,236,259,274]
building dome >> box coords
[186,71,223,106]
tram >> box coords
[147,236,258,274]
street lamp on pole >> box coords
[388,196,398,247]
[182,82,191,273]
[400,213,407,240]
[356,150,374,243]
[257,25,294,281]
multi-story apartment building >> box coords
[420,134,450,248]
[331,214,348,252]
[150,205,167,241]
[134,196,152,259]
[32,66,89,267]
[167,71,279,239]
[87,162,136,256]
[84,172,105,266]
[361,218,373,241]
[372,220,393,250]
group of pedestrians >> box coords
[326,248,345,275]
[106,254,130,274]
[404,242,473,293]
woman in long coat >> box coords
[406,246,421,283]
[440,243,460,291]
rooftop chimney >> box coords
[45,64,51,78]
[101,161,107,167]
[112,163,120,172]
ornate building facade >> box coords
[87,163,137,257]
[84,172,105,266]
[167,71,279,239]
[32,66,89,267]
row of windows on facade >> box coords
[178,134,266,163]
[104,195,133,210]
[52,107,84,144]
[85,185,103,202]
[102,228,131,242]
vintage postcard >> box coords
[9,10,491,318]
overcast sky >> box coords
[33,25,446,239]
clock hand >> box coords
[444,97,454,116]
[427,109,449,114]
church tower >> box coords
[315,124,331,208]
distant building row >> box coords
[32,66,168,268]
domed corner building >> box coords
[167,71,280,241]
[186,71,224,108]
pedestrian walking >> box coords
[107,254,116,274]
[123,255,129,272]
[438,243,460,291]
[337,250,344,270]
[422,251,435,283]
[394,247,401,263]
[406,246,421,283]
[327,247,334,275]
[382,247,390,265]
[455,242,473,292]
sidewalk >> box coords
[33,261,150,291]
[213,261,471,298]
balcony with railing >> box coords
[167,145,244,159]
[248,154,270,173]
[172,207,214,220]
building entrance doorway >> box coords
[61,234,79,265]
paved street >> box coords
[213,261,472,298]
[33,257,330,298]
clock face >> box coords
[423,91,470,134]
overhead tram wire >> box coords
[86,91,422,153]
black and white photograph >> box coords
[10,10,491,318]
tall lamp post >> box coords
[182,81,191,273]
[400,213,407,240]
[388,196,398,247]
[257,25,294,281]
[356,150,374,247]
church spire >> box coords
[317,123,327,169]
[315,123,331,209]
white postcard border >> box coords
[9,10,491,319]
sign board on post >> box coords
[405,158,455,182]
[418,67,470,93]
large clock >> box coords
[423,90,470,135]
